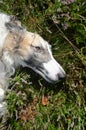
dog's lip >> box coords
[35,66,58,83]
[44,76,57,83]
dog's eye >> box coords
[31,45,41,50]
[35,46,41,50]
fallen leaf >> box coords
[21,114,28,122]
[42,95,48,106]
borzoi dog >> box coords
[0,13,66,116]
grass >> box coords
[0,0,86,129]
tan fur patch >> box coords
[3,32,24,52]
[19,33,42,57]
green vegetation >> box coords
[0,0,86,129]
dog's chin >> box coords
[35,70,57,83]
[28,66,58,84]
[36,71,56,83]
[42,76,57,84]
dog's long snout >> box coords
[42,58,66,83]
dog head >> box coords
[4,21,66,83]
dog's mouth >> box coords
[35,66,55,83]
[26,58,66,84]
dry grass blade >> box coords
[55,24,86,66]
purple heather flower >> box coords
[62,22,69,30]
[61,0,76,5]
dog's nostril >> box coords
[57,73,66,81]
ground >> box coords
[0,0,86,130]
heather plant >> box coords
[0,0,86,129]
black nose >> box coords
[58,73,66,81]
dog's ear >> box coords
[4,22,25,48]
[5,22,25,34]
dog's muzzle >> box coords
[39,58,66,83]
[43,59,66,83]
[27,58,66,83]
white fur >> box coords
[3,51,14,65]
[0,88,5,102]
[0,13,10,49]
[0,102,7,116]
